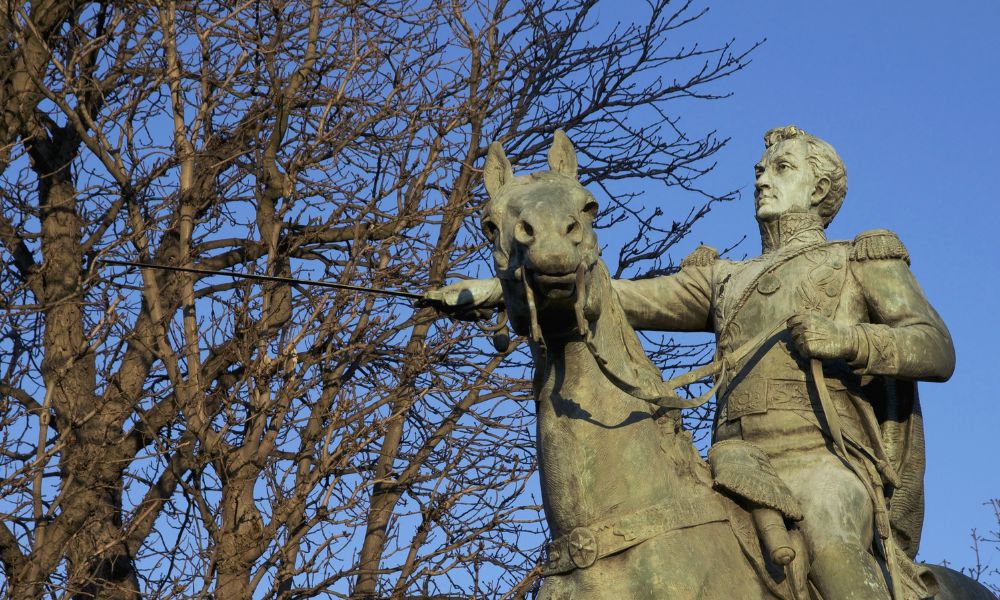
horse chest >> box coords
[538,342,633,426]
[535,343,666,529]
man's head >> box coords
[754,125,847,227]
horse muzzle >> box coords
[530,271,578,300]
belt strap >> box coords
[810,358,847,458]
[541,494,729,576]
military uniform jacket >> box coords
[610,212,955,557]
[612,213,953,400]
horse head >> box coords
[480,131,605,341]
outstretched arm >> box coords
[611,267,714,332]
[425,245,719,332]
[422,277,503,321]
[610,245,718,332]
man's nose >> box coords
[755,173,770,195]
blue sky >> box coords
[606,0,1000,569]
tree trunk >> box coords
[34,134,139,600]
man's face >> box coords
[754,138,819,222]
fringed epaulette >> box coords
[680,244,719,269]
[850,229,910,265]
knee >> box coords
[796,472,874,550]
[809,542,890,599]
[810,541,870,570]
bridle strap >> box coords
[586,309,793,410]
[522,267,545,346]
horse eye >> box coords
[583,201,599,220]
[482,220,499,243]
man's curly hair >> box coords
[763,125,847,227]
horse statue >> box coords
[469,130,993,599]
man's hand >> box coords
[786,313,858,361]
[421,278,503,322]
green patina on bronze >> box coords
[426,129,993,599]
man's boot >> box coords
[809,543,890,600]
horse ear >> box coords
[547,129,578,179]
[483,141,513,198]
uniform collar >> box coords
[758,212,826,253]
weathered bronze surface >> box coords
[425,129,993,599]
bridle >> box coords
[497,233,724,411]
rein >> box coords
[584,314,789,411]
[569,261,724,409]
[507,260,786,411]
[570,264,793,411]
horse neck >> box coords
[539,261,668,398]
[537,261,656,415]
[588,263,670,390]
[533,262,710,531]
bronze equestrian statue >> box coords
[425,129,991,599]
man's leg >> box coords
[723,411,891,599]
[809,543,889,600]
[782,452,889,600]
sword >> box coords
[98,259,424,300]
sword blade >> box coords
[98,259,424,300]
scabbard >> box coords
[810,358,847,458]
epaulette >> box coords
[680,244,719,269]
[850,229,910,265]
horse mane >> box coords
[588,261,675,393]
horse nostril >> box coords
[515,220,535,245]
[567,218,583,243]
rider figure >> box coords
[427,126,954,599]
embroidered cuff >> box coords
[850,323,899,375]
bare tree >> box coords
[0,0,753,597]
[948,500,1000,596]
